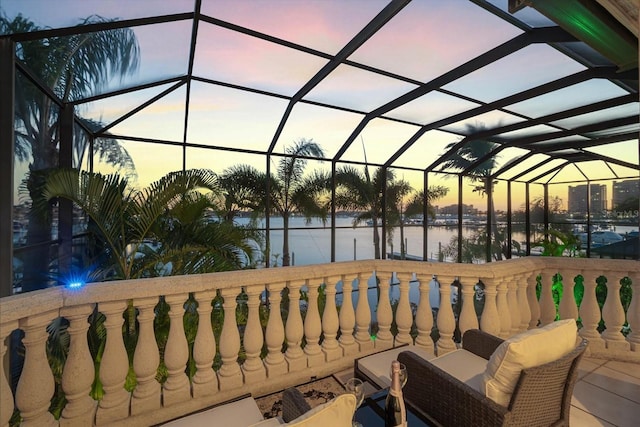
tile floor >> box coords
[571,357,640,427]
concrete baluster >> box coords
[479,278,500,336]
[192,290,218,398]
[496,277,511,337]
[285,281,306,371]
[219,288,243,388]
[0,321,17,427]
[354,274,374,353]
[95,301,130,425]
[601,275,630,351]
[303,280,324,367]
[458,276,479,337]
[539,271,557,326]
[526,273,540,328]
[15,311,58,427]
[558,271,579,321]
[264,283,287,377]
[414,274,434,354]
[507,278,520,335]
[394,272,413,346]
[321,277,342,361]
[495,278,511,338]
[60,304,98,425]
[516,273,532,332]
[338,276,358,355]
[579,272,605,352]
[130,297,161,414]
[626,271,640,351]
[375,273,393,351]
[435,275,457,355]
[163,295,190,405]
[242,285,267,382]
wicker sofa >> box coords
[397,328,587,427]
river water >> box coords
[239,216,638,266]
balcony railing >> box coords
[1,257,638,427]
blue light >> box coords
[68,281,84,289]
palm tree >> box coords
[36,168,255,280]
[384,176,413,258]
[150,190,262,273]
[401,186,450,258]
[440,124,501,261]
[2,14,140,291]
[222,139,330,266]
[335,166,398,259]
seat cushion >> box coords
[162,396,264,427]
[483,319,578,407]
[278,393,356,427]
[357,345,436,388]
[429,349,489,393]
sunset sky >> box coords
[3,0,638,211]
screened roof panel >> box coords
[0,0,192,29]
[495,153,554,181]
[490,146,531,171]
[192,23,328,96]
[584,139,639,164]
[542,163,588,183]
[2,0,637,185]
[347,0,521,83]
[497,124,559,139]
[442,44,586,103]
[507,79,632,117]
[583,123,640,138]
[549,102,639,128]
[340,118,420,164]
[79,82,180,127]
[107,86,187,142]
[440,110,526,135]
[200,0,388,55]
[302,64,418,111]
[393,129,460,170]
[272,103,364,158]
[383,91,479,126]
[185,81,288,150]
[515,158,568,182]
[608,162,640,179]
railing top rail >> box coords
[2,257,638,325]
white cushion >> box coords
[429,349,488,393]
[357,345,435,388]
[483,319,578,407]
[282,393,356,427]
[162,396,264,427]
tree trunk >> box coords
[373,217,380,259]
[282,214,290,266]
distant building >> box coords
[437,204,478,216]
[612,179,640,209]
[567,184,607,214]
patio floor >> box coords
[572,357,640,427]
[255,357,639,426]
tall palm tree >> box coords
[335,166,397,259]
[401,186,450,258]
[222,139,329,266]
[384,176,413,258]
[440,124,501,261]
[2,14,140,291]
